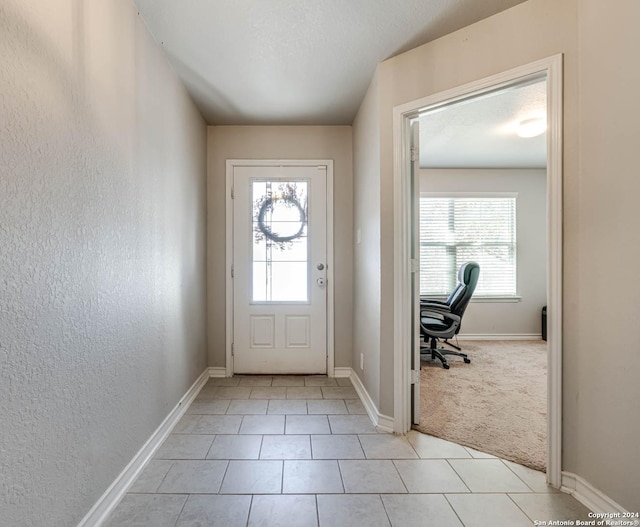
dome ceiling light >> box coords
[517,117,547,138]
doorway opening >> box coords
[415,77,548,471]
[393,55,563,487]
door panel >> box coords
[233,165,327,374]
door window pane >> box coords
[271,262,308,302]
[252,180,309,302]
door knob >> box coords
[317,277,326,287]
[317,263,325,271]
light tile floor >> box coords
[104,376,591,526]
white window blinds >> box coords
[419,195,517,297]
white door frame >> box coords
[392,55,563,487]
[226,159,335,377]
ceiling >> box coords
[134,0,526,125]
[419,79,547,169]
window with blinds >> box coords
[419,194,517,297]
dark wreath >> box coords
[257,195,306,243]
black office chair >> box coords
[420,261,480,369]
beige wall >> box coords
[354,0,578,418]
[352,70,382,407]
[568,0,640,509]
[0,1,208,524]
[421,168,547,336]
[354,0,640,511]
[207,126,353,370]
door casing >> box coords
[226,159,335,377]
[392,55,564,487]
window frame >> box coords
[419,191,520,302]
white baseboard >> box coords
[348,369,395,433]
[457,333,543,341]
[78,368,210,527]
[333,367,351,378]
[561,472,629,515]
[208,367,227,378]
[376,413,395,433]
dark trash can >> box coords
[541,306,547,341]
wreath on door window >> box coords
[254,183,307,249]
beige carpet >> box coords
[414,340,547,471]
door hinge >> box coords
[231,265,234,278]
[231,343,234,356]
[410,258,419,273]
[231,186,234,199]
[411,370,420,384]
[410,146,419,162]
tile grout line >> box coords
[218,460,231,494]
[153,460,176,493]
[445,458,473,493]
[378,493,394,527]
[389,459,410,494]
[442,493,467,526]
[203,434,217,460]
[171,493,190,527]
[106,377,583,525]
[336,459,347,493]
[506,492,537,522]
[245,495,254,527]
[257,434,265,460]
[356,433,367,460]
[498,458,538,493]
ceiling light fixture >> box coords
[517,117,547,138]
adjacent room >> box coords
[414,78,549,472]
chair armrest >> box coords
[420,297,449,306]
[420,302,451,313]
[442,312,461,324]
[421,309,461,324]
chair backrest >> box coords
[445,262,480,318]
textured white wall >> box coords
[206,125,353,370]
[0,1,207,525]
[421,168,547,337]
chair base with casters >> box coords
[420,336,471,370]
[419,261,480,370]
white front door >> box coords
[232,164,328,374]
